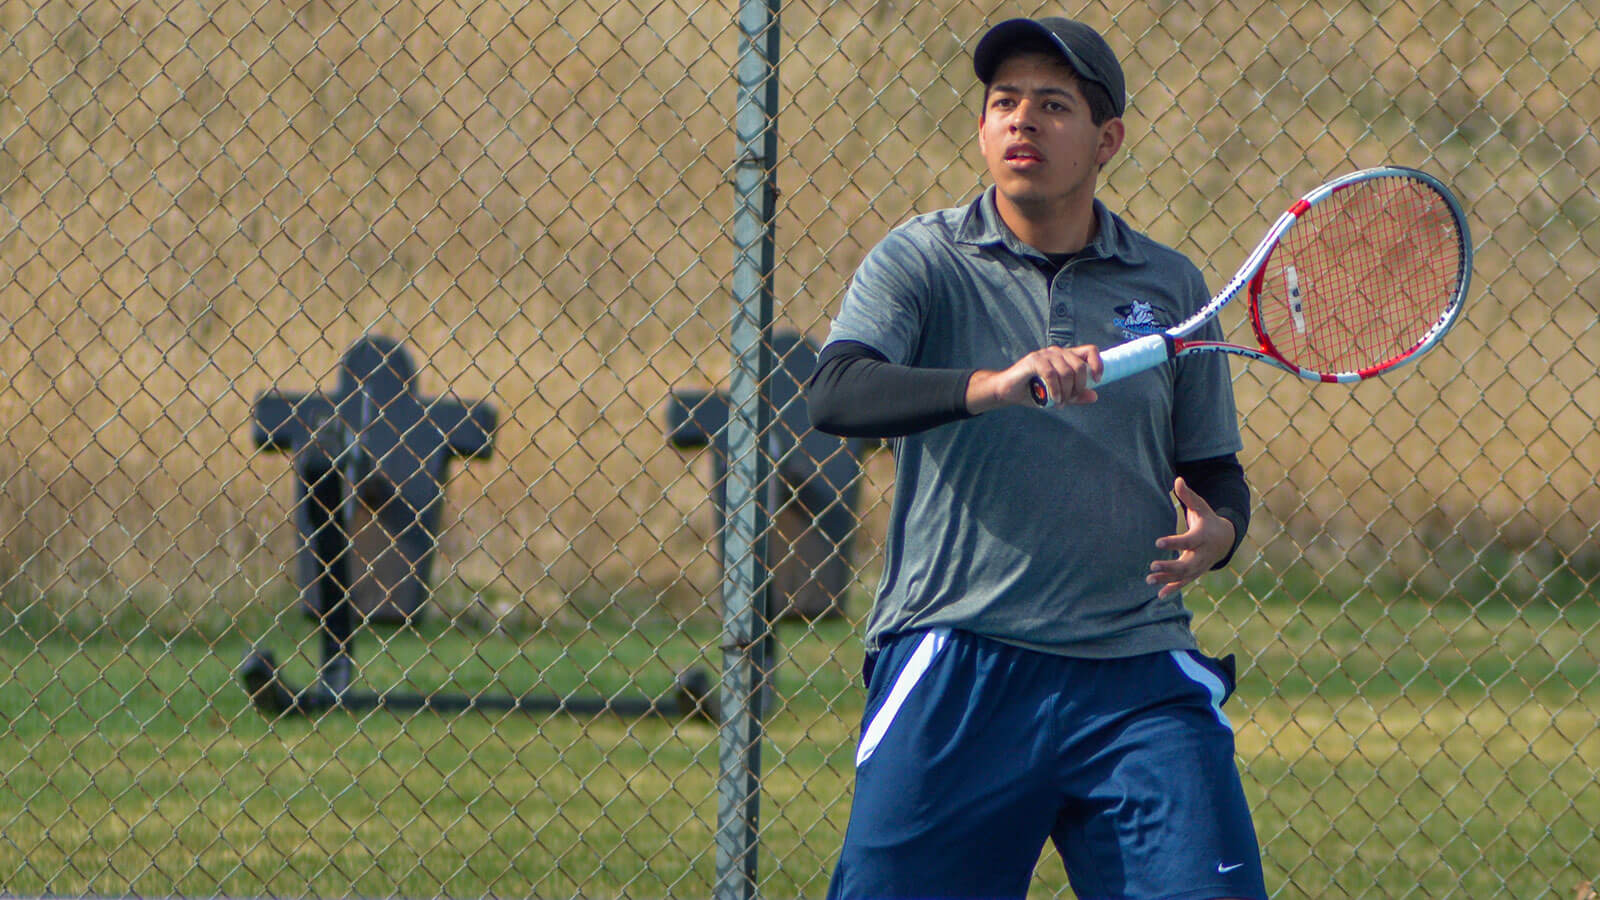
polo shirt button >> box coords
[1052,302,1067,316]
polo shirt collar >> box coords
[957,186,1146,265]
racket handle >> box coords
[1097,334,1176,385]
[1028,334,1176,408]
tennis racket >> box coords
[1030,166,1472,407]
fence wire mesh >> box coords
[1,0,1597,898]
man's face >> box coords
[978,52,1123,217]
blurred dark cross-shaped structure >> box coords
[240,334,714,720]
[665,330,873,624]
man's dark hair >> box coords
[982,39,1119,126]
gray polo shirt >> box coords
[826,187,1243,658]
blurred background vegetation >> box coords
[0,0,1595,631]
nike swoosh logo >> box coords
[1217,863,1245,873]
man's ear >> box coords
[1096,117,1125,167]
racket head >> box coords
[1245,167,1472,382]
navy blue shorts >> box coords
[826,629,1267,900]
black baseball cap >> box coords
[973,17,1126,118]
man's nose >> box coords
[1008,103,1039,132]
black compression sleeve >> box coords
[1174,453,1251,569]
[806,341,977,438]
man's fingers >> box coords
[1027,345,1103,406]
[1148,556,1203,599]
[1155,529,1199,551]
[1173,476,1215,514]
[1149,555,1201,577]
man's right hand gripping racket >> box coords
[1030,166,1472,407]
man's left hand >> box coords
[1147,477,1235,600]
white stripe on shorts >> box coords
[1170,649,1233,731]
[855,629,949,767]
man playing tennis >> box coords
[807,15,1267,900]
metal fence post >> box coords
[715,0,781,897]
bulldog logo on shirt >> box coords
[1114,301,1174,339]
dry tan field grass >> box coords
[0,0,1596,622]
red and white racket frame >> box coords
[1031,166,1473,406]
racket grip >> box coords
[1096,334,1176,386]
[1027,334,1175,408]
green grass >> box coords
[2,584,1598,900]
[1194,574,1600,899]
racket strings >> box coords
[1255,176,1464,373]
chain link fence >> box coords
[1,0,1597,897]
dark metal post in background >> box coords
[715,0,781,895]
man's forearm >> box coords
[806,340,976,438]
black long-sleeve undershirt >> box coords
[806,340,976,438]
[805,339,1251,567]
